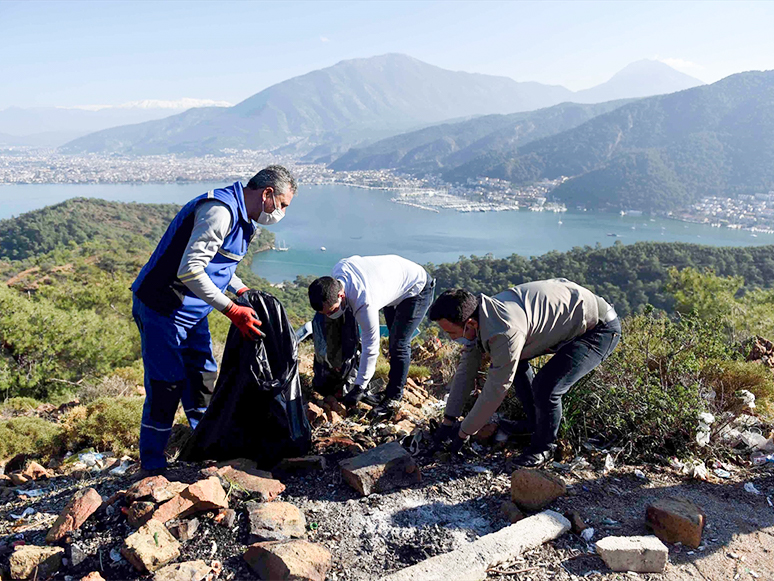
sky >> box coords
[2,0,774,109]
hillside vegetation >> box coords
[0,199,772,464]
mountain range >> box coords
[444,70,774,212]
[60,55,702,156]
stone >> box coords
[306,402,326,426]
[168,518,200,542]
[243,539,331,581]
[499,501,525,523]
[645,496,705,549]
[510,469,567,511]
[323,395,347,418]
[595,535,668,573]
[326,409,343,424]
[8,473,30,486]
[70,544,87,567]
[217,509,237,529]
[80,573,106,581]
[472,422,499,445]
[121,519,181,573]
[152,477,228,523]
[339,441,421,496]
[126,501,156,528]
[247,501,306,543]
[126,475,187,503]
[9,545,64,580]
[46,487,103,543]
[200,465,285,502]
[153,560,212,581]
[274,456,327,474]
[22,461,51,481]
[566,511,588,534]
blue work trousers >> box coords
[382,277,436,400]
[512,317,622,452]
[132,296,218,470]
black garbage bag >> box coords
[179,290,311,469]
[311,309,361,397]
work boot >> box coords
[371,397,401,421]
[343,385,382,407]
[511,447,554,468]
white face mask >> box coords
[454,321,476,348]
[327,298,346,319]
[256,193,285,226]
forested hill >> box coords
[429,242,774,317]
[443,70,774,213]
[0,198,181,261]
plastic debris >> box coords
[79,452,104,467]
[109,547,122,562]
[10,507,36,520]
[634,469,647,480]
[603,454,615,473]
[569,456,591,471]
[737,389,756,410]
[714,468,731,479]
[696,412,714,447]
[16,489,45,497]
[580,527,595,541]
[669,457,685,471]
[744,482,762,495]
[109,458,133,476]
[682,460,708,480]
[601,517,619,525]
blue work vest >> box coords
[132,182,256,327]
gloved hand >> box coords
[235,287,250,297]
[432,420,459,447]
[222,301,264,340]
[449,431,468,455]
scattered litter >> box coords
[751,452,774,466]
[569,456,591,471]
[467,465,491,474]
[669,457,685,471]
[714,468,731,479]
[634,469,647,480]
[580,527,595,541]
[767,496,773,508]
[210,540,217,557]
[109,458,133,475]
[744,482,762,495]
[750,570,760,579]
[737,390,756,410]
[109,547,122,562]
[9,507,35,520]
[682,460,708,481]
[16,489,45,497]
[603,454,615,473]
[696,413,714,447]
[601,517,618,525]
[583,572,601,577]
[79,452,104,467]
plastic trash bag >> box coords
[311,310,360,397]
[180,290,311,469]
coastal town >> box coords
[1,148,773,232]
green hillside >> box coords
[443,70,774,212]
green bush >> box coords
[0,417,63,461]
[1,396,41,413]
[60,397,144,456]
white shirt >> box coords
[332,255,428,388]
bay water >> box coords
[1,182,771,282]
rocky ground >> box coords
[1,373,774,580]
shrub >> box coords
[0,417,63,461]
[60,397,144,456]
[1,396,41,414]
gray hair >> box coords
[247,165,297,196]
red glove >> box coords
[235,287,249,297]
[222,301,264,340]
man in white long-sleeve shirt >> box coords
[307,255,435,419]
[131,165,296,471]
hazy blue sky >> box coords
[2,0,773,109]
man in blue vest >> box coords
[131,165,297,471]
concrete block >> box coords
[595,535,668,573]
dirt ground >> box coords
[1,432,772,581]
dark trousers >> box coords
[512,317,622,452]
[382,278,436,400]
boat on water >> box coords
[275,240,289,252]
[557,220,563,225]
[320,246,327,251]
[606,233,620,237]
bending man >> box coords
[131,165,297,471]
[428,278,621,467]
[308,255,435,419]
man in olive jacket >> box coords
[428,278,621,467]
